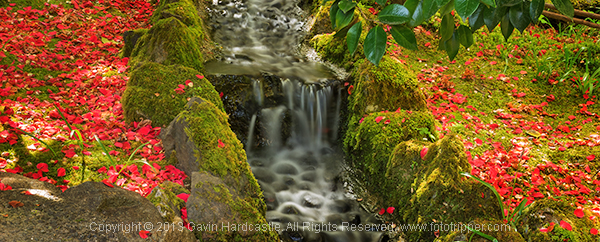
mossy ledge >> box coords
[122,62,223,127]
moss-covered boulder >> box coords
[344,110,437,183]
[148,181,189,222]
[521,198,599,242]
[442,219,525,242]
[160,97,278,241]
[129,17,205,71]
[349,57,427,122]
[121,62,223,127]
[150,0,203,27]
[122,29,148,58]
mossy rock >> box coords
[150,0,202,27]
[348,56,427,123]
[148,181,188,222]
[161,97,277,241]
[130,17,205,72]
[521,198,599,242]
[344,110,437,185]
[385,135,502,241]
[122,29,148,58]
[121,62,223,127]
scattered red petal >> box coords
[420,147,428,160]
[378,208,385,215]
[177,193,190,203]
[57,167,66,177]
[36,163,49,173]
[139,230,150,239]
[591,228,599,235]
[102,180,114,188]
[560,221,572,231]
[574,209,584,218]
[386,207,395,214]
[218,139,225,148]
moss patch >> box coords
[150,0,202,27]
[344,110,437,185]
[129,17,205,72]
[121,62,223,127]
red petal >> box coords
[348,85,354,95]
[57,167,66,177]
[218,139,225,148]
[196,75,204,79]
[591,228,598,235]
[102,180,114,188]
[177,193,190,203]
[420,147,428,160]
[36,163,49,173]
[386,207,395,214]
[378,208,385,215]
[587,155,596,161]
[139,230,150,239]
[560,220,572,231]
[375,116,384,123]
[574,209,585,218]
[72,166,79,170]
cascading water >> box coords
[206,0,389,241]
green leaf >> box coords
[439,0,455,16]
[376,0,387,6]
[509,2,530,33]
[480,0,496,8]
[455,0,480,20]
[530,0,545,23]
[347,21,362,55]
[500,11,514,41]
[390,25,418,50]
[465,225,499,242]
[484,6,507,31]
[469,4,486,31]
[408,0,440,27]
[338,0,356,13]
[550,0,574,18]
[364,26,387,66]
[457,25,474,48]
[335,8,355,30]
[330,0,340,29]
[378,4,411,25]
[497,0,521,7]
[404,0,419,12]
[461,172,505,220]
[440,13,454,41]
[444,31,460,61]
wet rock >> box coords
[147,181,188,222]
[327,200,353,213]
[274,163,299,175]
[301,193,323,208]
[281,205,302,215]
[263,192,279,211]
[252,167,277,183]
[325,214,343,225]
[300,171,317,182]
[271,181,289,192]
[283,176,296,186]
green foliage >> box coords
[324,0,574,65]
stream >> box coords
[205,0,389,241]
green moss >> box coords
[130,17,205,72]
[148,181,188,222]
[150,0,202,27]
[522,198,598,242]
[384,135,502,241]
[122,29,148,58]
[178,98,249,182]
[344,110,437,185]
[121,62,223,127]
[442,219,524,242]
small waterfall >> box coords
[206,0,386,241]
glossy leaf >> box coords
[330,0,340,28]
[455,0,480,20]
[378,4,411,25]
[530,0,545,23]
[480,0,496,8]
[346,21,362,55]
[439,0,455,16]
[497,0,521,7]
[409,0,440,27]
[390,25,418,50]
[500,11,514,41]
[469,4,486,31]
[444,31,460,61]
[440,13,454,41]
[335,8,355,30]
[484,6,507,31]
[457,25,474,48]
[338,0,356,13]
[364,26,387,66]
[551,0,574,18]
[509,2,530,33]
